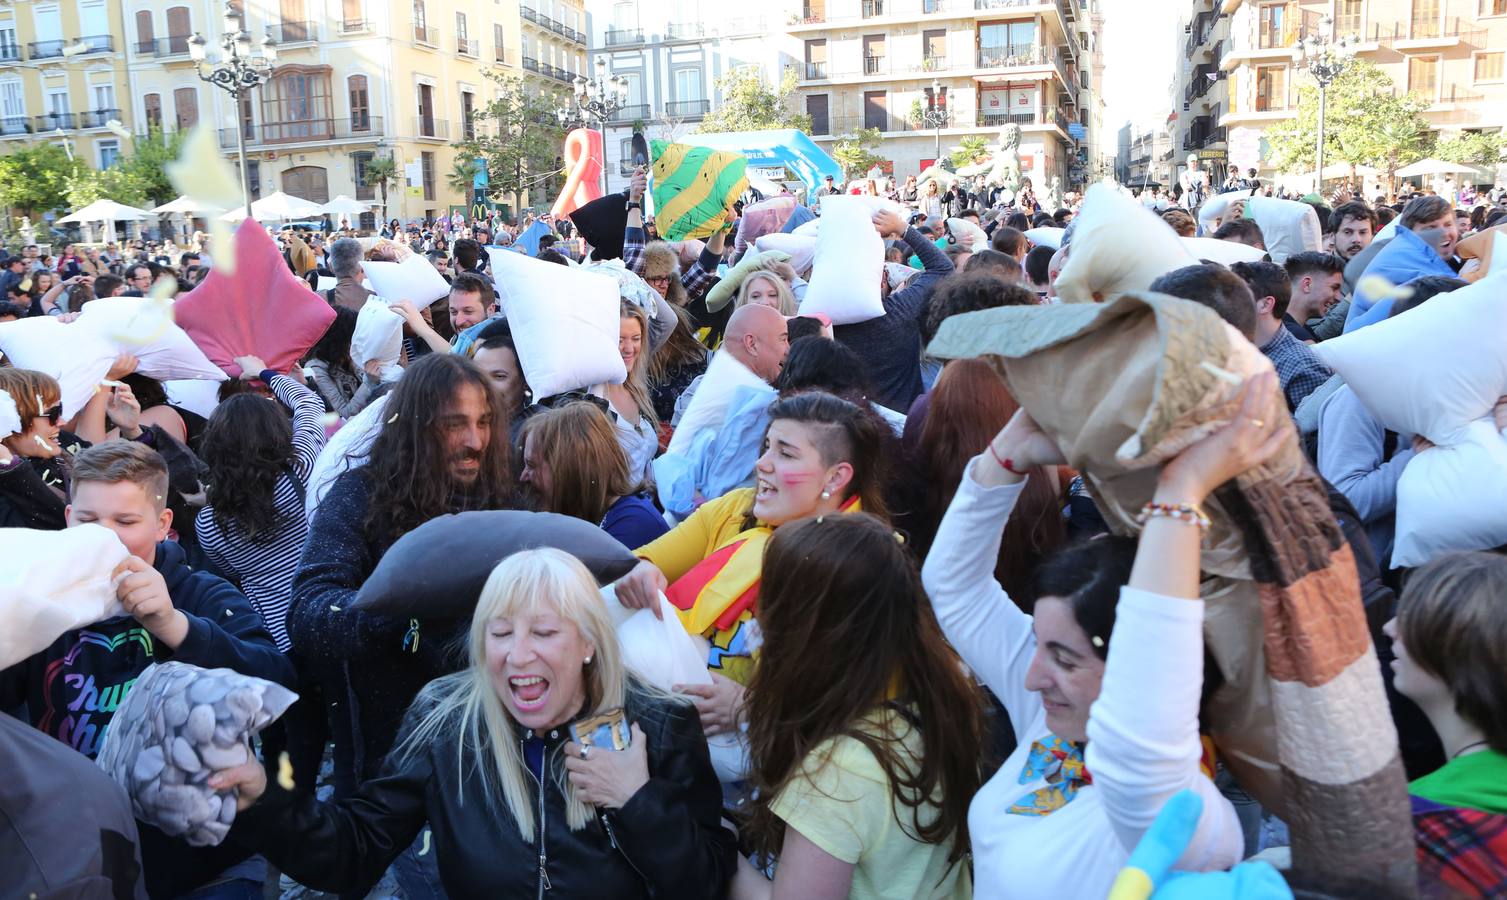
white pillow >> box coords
[163,379,222,420]
[1181,236,1267,266]
[350,296,404,375]
[306,392,390,520]
[1313,271,1507,445]
[792,218,820,238]
[754,233,817,277]
[488,249,626,398]
[1055,183,1196,304]
[0,387,19,438]
[666,349,772,456]
[798,195,885,325]
[0,316,115,419]
[1024,227,1064,249]
[75,296,227,383]
[362,253,451,305]
[946,217,988,251]
[1196,189,1252,232]
[0,524,130,669]
[1393,419,1507,567]
[1247,196,1321,264]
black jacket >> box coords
[234,682,737,899]
[0,455,66,530]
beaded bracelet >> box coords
[1136,502,1211,531]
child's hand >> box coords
[114,557,189,649]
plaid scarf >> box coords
[1413,795,1507,898]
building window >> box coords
[672,68,701,100]
[420,150,435,201]
[282,165,330,202]
[353,150,376,200]
[1255,65,1287,110]
[1407,54,1439,98]
[348,74,370,130]
[239,92,254,138]
[461,91,475,139]
[143,93,162,128]
[1,80,25,134]
[1474,51,1503,82]
[173,86,198,128]
[1483,0,1507,15]
[1334,0,1363,35]
[92,84,115,113]
[456,11,467,41]
[342,0,363,30]
[806,94,829,134]
[804,39,826,79]
[863,89,887,131]
[494,23,505,62]
[239,160,261,199]
[0,22,17,62]
[979,21,1037,65]
[166,7,191,53]
[1257,3,1286,48]
[862,34,886,75]
[413,0,427,30]
[1411,0,1440,38]
[922,29,946,70]
[261,64,334,141]
[97,139,120,168]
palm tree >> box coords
[363,155,399,223]
[448,156,483,208]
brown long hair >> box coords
[520,401,636,524]
[744,513,985,868]
[911,359,1065,604]
[647,304,706,383]
[743,392,890,531]
[362,354,515,541]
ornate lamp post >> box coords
[1299,16,1357,195]
[556,56,628,195]
[919,77,948,164]
[188,4,278,215]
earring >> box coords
[820,490,831,500]
[584,656,593,665]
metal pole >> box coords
[598,117,608,197]
[1315,83,1326,195]
[934,122,940,163]
[233,87,252,216]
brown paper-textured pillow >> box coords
[354,510,639,619]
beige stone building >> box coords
[0,0,135,169]
[1174,0,1507,187]
[785,0,1105,190]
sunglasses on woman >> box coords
[41,404,62,425]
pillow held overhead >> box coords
[1054,183,1196,304]
[650,141,748,242]
[1245,197,1322,264]
[567,191,630,261]
[1024,227,1064,249]
[0,316,115,419]
[76,295,227,383]
[354,510,640,619]
[350,296,404,376]
[489,248,626,398]
[754,233,817,277]
[798,194,885,326]
[362,253,451,305]
[1181,236,1267,266]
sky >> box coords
[1100,0,1185,134]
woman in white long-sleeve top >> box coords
[920,371,1288,899]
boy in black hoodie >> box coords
[0,439,294,898]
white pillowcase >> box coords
[164,379,222,420]
[1055,183,1196,304]
[1196,189,1252,232]
[0,524,130,669]
[75,296,227,383]
[1393,419,1507,567]
[798,195,885,325]
[0,316,115,419]
[1246,197,1322,264]
[1181,236,1267,266]
[1024,227,1064,249]
[489,249,626,398]
[362,253,451,305]
[0,387,19,438]
[946,217,989,251]
[350,296,404,377]
[306,392,390,520]
[666,349,772,457]
[754,234,817,277]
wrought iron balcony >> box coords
[266,21,316,44]
[217,116,385,148]
[78,108,124,129]
[604,28,643,46]
[666,99,710,118]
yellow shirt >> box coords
[769,710,972,900]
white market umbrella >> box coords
[219,190,327,222]
[1395,158,1483,178]
[57,198,152,224]
[151,195,224,214]
[318,195,371,216]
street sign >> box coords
[1068,123,1086,140]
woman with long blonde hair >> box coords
[735,271,798,316]
[595,300,661,485]
[209,548,736,898]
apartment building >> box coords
[1117,123,1174,187]
[588,1,777,193]
[1174,0,1507,186]
[115,0,531,224]
[786,0,1102,189]
[0,0,135,169]
[520,0,588,94]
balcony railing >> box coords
[805,61,827,79]
[522,55,539,72]
[266,21,316,44]
[978,43,1049,68]
[666,99,710,118]
[340,18,369,33]
[0,117,32,136]
[35,112,76,130]
[412,117,448,139]
[862,0,885,15]
[667,22,705,40]
[458,37,478,56]
[605,28,644,46]
[520,6,541,24]
[412,24,439,47]
[217,116,384,148]
[0,44,19,63]
[979,109,1037,127]
[609,103,650,123]
[27,39,66,59]
[78,108,123,129]
[541,63,573,83]
[923,55,947,71]
[863,55,885,74]
[136,35,193,56]
[78,34,114,53]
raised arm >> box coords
[264,370,329,481]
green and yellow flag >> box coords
[650,140,748,242]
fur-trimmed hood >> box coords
[643,241,688,305]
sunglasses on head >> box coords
[42,403,62,425]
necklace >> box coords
[1452,739,1489,759]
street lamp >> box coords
[1299,16,1357,195]
[556,56,628,195]
[919,78,948,164]
[189,3,278,215]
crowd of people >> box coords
[2,158,1506,900]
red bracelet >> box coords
[988,442,1024,475]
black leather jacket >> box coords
[233,683,736,899]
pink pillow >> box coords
[174,219,336,377]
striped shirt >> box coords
[196,373,327,652]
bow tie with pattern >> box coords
[1007,736,1092,816]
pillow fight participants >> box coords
[1,167,1505,900]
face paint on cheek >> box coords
[778,472,813,488]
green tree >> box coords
[1434,129,1507,167]
[363,155,399,223]
[448,156,482,206]
[1265,59,1431,190]
[949,136,989,169]
[118,127,187,207]
[0,144,81,219]
[696,67,811,134]
[832,127,884,180]
[65,164,151,207]
[456,71,565,215]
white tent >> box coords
[318,195,371,216]
[219,190,326,222]
[57,199,152,224]
[151,195,224,214]
[1395,158,1484,178]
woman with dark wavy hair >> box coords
[735,513,985,899]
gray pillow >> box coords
[353,510,640,619]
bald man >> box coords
[722,303,790,383]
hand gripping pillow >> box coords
[76,295,227,383]
[1024,227,1064,249]
[798,195,885,326]
[1246,197,1322,264]
[350,296,404,375]
[1181,236,1267,266]
[1455,225,1507,283]
[0,316,115,419]
[362,253,451,306]
[96,661,297,847]
[489,248,626,398]
[1196,189,1252,233]
[1055,183,1196,304]
[354,510,640,619]
[1392,420,1507,566]
[666,349,773,457]
[754,234,817,277]
[0,524,130,669]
